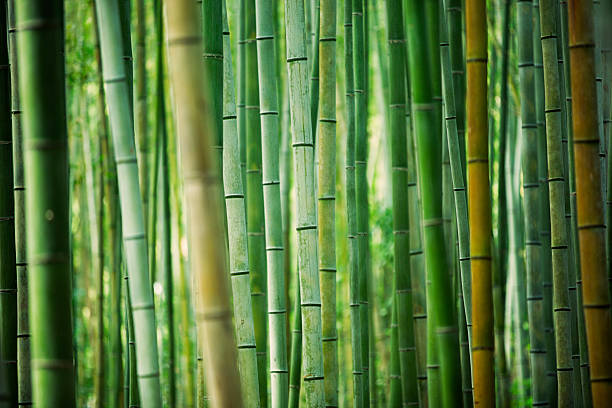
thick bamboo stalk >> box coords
[344,0,363,404]
[16,1,76,405]
[221,2,261,406]
[0,1,16,404]
[284,0,326,404]
[254,0,289,403]
[310,0,320,136]
[7,1,30,405]
[538,1,574,406]
[466,0,494,406]
[317,0,338,404]
[567,0,612,405]
[166,2,244,406]
[95,1,163,406]
[559,2,592,405]
[244,3,269,404]
[405,1,463,406]
[385,0,418,405]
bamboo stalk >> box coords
[466,0,494,406]
[166,1,244,406]
[0,1,16,404]
[344,0,363,404]
[567,0,612,405]
[16,0,76,405]
[7,0,31,404]
[284,0,326,403]
[317,0,338,404]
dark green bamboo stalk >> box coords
[7,1,30,405]
[16,0,76,405]
[0,1,16,404]
[445,0,465,169]
[221,2,261,406]
[135,0,148,223]
[387,290,401,408]
[385,0,418,405]
[538,1,574,406]
[352,0,371,402]
[517,1,549,405]
[95,1,163,405]
[166,1,244,406]
[254,0,289,403]
[440,1,474,404]
[238,0,247,190]
[344,0,363,404]
[317,0,338,404]
[284,0,326,403]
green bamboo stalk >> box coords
[405,1,463,406]
[95,1,163,406]
[533,2,557,398]
[166,2,244,406]
[16,0,76,405]
[244,4,269,405]
[352,0,371,402]
[559,2,592,405]
[288,286,302,408]
[0,1,16,404]
[317,0,338,404]
[445,0,465,170]
[440,0,472,349]
[385,0,418,405]
[405,64,428,407]
[567,0,612,404]
[517,1,549,405]
[254,0,290,403]
[538,1,574,406]
[344,0,363,404]
[7,1,31,405]
[387,291,401,408]
[238,0,247,191]
[310,0,320,137]
[135,0,149,224]
[222,1,261,405]
[284,0,326,404]
[202,0,224,202]
[440,0,474,404]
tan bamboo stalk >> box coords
[165,2,243,407]
[466,0,494,406]
[567,0,612,405]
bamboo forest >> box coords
[2,0,612,407]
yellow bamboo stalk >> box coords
[567,0,612,405]
[466,0,494,406]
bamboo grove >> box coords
[1,0,612,407]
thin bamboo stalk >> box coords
[344,0,363,404]
[135,0,149,224]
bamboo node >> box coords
[319,118,337,123]
[260,110,279,116]
[287,56,307,63]
[237,344,256,349]
[268,309,287,314]
[295,224,316,231]
[138,371,160,379]
[262,180,280,186]
[423,218,443,227]
[322,337,338,342]
[303,376,324,382]
[256,36,274,41]
[225,193,244,199]
[202,53,223,60]
[31,358,73,370]
[131,303,154,311]
[230,270,249,276]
